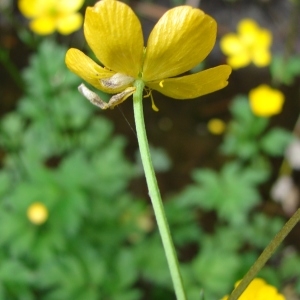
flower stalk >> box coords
[133,79,187,300]
[228,207,300,300]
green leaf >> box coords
[192,236,241,299]
[271,55,300,85]
[242,214,284,249]
[135,146,172,175]
[114,249,138,289]
[136,237,171,287]
[0,260,32,284]
[0,173,10,196]
[279,251,300,279]
[0,112,24,150]
[222,96,269,159]
[229,95,253,123]
[183,162,264,225]
[260,128,293,156]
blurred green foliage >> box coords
[0,40,147,300]
[271,55,300,85]
[222,96,293,160]
[0,40,299,300]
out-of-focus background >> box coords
[0,0,300,299]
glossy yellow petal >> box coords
[65,48,127,94]
[57,0,84,13]
[57,13,83,35]
[29,17,56,35]
[143,6,217,81]
[84,0,144,77]
[146,65,231,99]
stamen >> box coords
[143,87,152,98]
[150,92,159,112]
[143,88,159,112]
[101,73,135,89]
[159,80,164,88]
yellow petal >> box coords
[146,65,231,99]
[57,13,83,35]
[65,48,127,94]
[220,34,243,56]
[257,29,272,48]
[84,0,144,77]
[238,19,259,37]
[143,6,216,82]
[29,16,56,35]
[249,85,284,117]
[252,49,271,67]
[57,0,84,13]
[227,52,251,69]
[18,0,48,18]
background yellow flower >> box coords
[220,19,272,69]
[18,0,84,35]
[27,202,48,225]
[221,278,285,300]
[249,84,284,117]
[207,118,226,135]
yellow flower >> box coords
[249,84,284,117]
[18,0,84,35]
[221,278,286,300]
[65,0,231,110]
[207,118,226,135]
[220,19,272,69]
[27,202,48,225]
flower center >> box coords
[48,6,59,17]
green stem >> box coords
[133,79,187,300]
[228,207,300,300]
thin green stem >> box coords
[133,79,187,300]
[228,208,300,300]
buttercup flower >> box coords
[220,19,272,69]
[249,84,284,117]
[18,0,84,35]
[221,278,285,300]
[207,118,226,135]
[65,0,231,110]
[27,202,48,225]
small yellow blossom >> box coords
[221,278,286,300]
[27,202,48,225]
[249,84,284,117]
[220,19,272,69]
[18,0,84,35]
[207,118,226,135]
[65,0,231,109]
